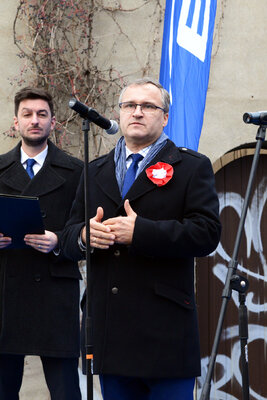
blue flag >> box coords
[160,0,217,150]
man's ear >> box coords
[13,116,19,132]
[51,116,56,130]
[163,112,169,128]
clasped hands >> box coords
[82,199,137,249]
[0,230,58,253]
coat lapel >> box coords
[93,140,182,207]
[124,140,182,202]
[0,140,70,197]
[0,143,31,193]
[94,151,122,206]
[22,141,69,197]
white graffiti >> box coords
[213,181,267,312]
[197,354,239,400]
[198,178,267,399]
[197,325,267,400]
[177,0,211,62]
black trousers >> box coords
[0,354,81,400]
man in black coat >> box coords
[0,87,83,400]
[62,78,221,400]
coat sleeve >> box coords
[130,156,221,259]
[60,173,86,262]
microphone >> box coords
[243,111,267,125]
[69,98,119,134]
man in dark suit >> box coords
[61,78,221,400]
[0,87,83,400]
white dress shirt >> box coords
[21,146,48,176]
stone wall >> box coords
[198,0,267,162]
[2,1,266,162]
[0,1,21,153]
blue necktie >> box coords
[26,158,36,179]
[122,153,143,198]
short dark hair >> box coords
[14,87,54,117]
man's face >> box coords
[14,99,56,147]
[119,84,169,150]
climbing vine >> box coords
[6,0,164,159]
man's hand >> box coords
[24,230,58,253]
[82,207,116,249]
[0,233,12,249]
[103,200,137,245]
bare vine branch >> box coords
[5,0,164,159]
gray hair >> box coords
[119,77,170,113]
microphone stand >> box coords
[82,119,94,400]
[71,101,118,400]
[200,125,266,400]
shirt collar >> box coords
[21,145,48,167]
[125,145,152,160]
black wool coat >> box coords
[0,140,83,358]
[61,139,221,377]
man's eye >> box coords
[143,104,156,110]
[125,103,135,109]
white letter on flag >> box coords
[177,0,211,62]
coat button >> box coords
[34,274,41,282]
[114,250,120,257]
[111,287,119,295]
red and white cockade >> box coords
[145,162,174,187]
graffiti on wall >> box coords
[197,177,267,400]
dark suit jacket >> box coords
[0,140,83,358]
[62,139,221,377]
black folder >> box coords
[0,194,45,249]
